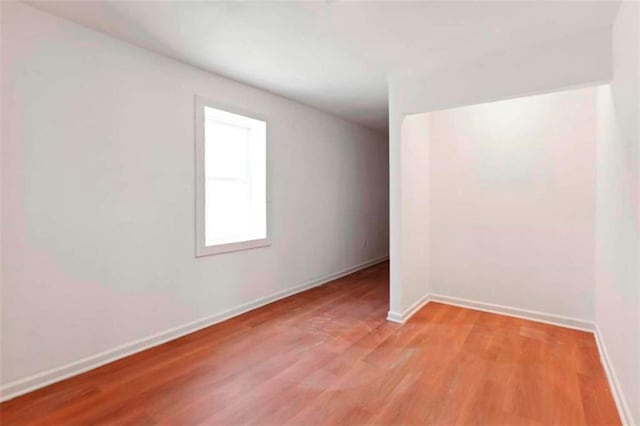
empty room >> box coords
[1,1,638,425]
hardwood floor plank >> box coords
[0,262,620,425]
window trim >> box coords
[195,95,271,257]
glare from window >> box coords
[203,106,267,248]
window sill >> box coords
[196,238,271,257]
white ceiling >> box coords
[27,1,620,131]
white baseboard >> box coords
[386,292,593,331]
[387,293,431,324]
[429,293,595,332]
[0,255,389,402]
[594,325,634,426]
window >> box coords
[195,97,269,256]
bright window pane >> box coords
[205,180,251,245]
[205,121,249,180]
[202,105,267,249]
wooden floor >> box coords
[0,262,620,425]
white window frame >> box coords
[195,95,271,257]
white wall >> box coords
[388,114,430,320]
[0,1,389,395]
[388,28,612,316]
[427,87,597,320]
[595,2,640,424]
